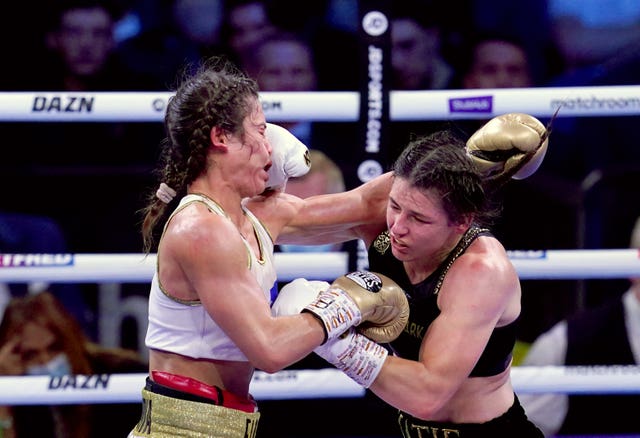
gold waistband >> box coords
[130,388,260,438]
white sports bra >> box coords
[145,194,277,361]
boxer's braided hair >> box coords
[141,57,259,253]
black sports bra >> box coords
[367,226,516,377]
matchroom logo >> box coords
[449,95,493,114]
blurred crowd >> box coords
[0,2,639,435]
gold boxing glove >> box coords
[466,113,549,181]
[304,271,409,343]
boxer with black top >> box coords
[274,113,548,437]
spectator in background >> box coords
[0,213,95,338]
[390,2,454,91]
[0,291,147,438]
[387,1,457,164]
[279,149,346,254]
[116,0,227,88]
[18,0,162,163]
[541,41,640,184]
[529,1,640,183]
[535,0,640,206]
[548,0,640,83]
[3,0,164,254]
[519,216,640,437]
[171,0,224,52]
[220,0,277,68]
[458,33,534,90]
[451,32,536,137]
[257,0,360,91]
[243,30,361,189]
[460,0,556,87]
[451,31,538,167]
[36,0,151,91]
[242,31,318,144]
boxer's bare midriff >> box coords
[149,348,254,398]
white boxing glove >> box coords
[273,278,388,388]
[271,278,330,316]
[466,113,549,181]
[314,327,388,388]
[265,123,311,191]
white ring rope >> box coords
[0,252,349,283]
[0,249,638,283]
[0,370,364,405]
[508,248,640,279]
[2,85,640,122]
[1,366,639,405]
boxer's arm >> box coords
[277,172,393,246]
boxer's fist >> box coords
[265,123,311,191]
[271,278,329,316]
[315,327,388,388]
[304,271,409,343]
[466,113,549,181]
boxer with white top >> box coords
[130,58,407,438]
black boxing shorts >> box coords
[397,395,543,438]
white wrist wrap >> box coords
[315,328,388,388]
[304,287,362,342]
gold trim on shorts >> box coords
[129,388,260,438]
[399,411,461,438]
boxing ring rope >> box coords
[1,366,640,405]
[2,85,640,122]
[0,253,349,283]
[3,85,640,405]
[0,249,639,283]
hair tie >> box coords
[156,183,177,204]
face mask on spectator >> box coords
[26,353,72,376]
